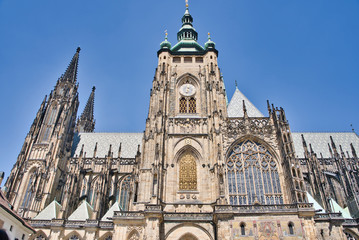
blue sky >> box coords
[0,0,358,180]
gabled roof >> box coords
[292,132,359,158]
[34,200,62,220]
[72,132,143,158]
[68,201,93,221]
[227,87,264,118]
[101,202,121,222]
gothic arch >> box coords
[29,230,48,240]
[174,145,202,164]
[99,232,113,240]
[176,73,200,86]
[20,167,38,209]
[344,229,359,240]
[165,223,214,240]
[63,231,83,240]
[225,135,280,161]
[225,138,284,205]
[117,175,131,210]
[127,229,140,240]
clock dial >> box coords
[180,83,196,96]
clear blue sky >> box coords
[0,0,358,180]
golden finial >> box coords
[165,30,168,39]
[208,32,211,39]
[186,0,189,8]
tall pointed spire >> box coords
[59,47,81,83]
[76,86,96,133]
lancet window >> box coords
[21,171,36,209]
[117,175,131,210]
[226,140,283,205]
[179,153,197,191]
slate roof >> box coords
[34,200,62,220]
[227,87,264,118]
[292,132,359,158]
[72,132,143,158]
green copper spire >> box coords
[177,0,198,42]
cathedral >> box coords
[3,2,359,240]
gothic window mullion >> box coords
[226,140,283,206]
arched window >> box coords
[22,171,36,209]
[69,234,80,240]
[288,222,294,235]
[127,230,140,240]
[179,153,197,191]
[118,176,131,211]
[179,97,187,113]
[81,178,87,197]
[240,223,246,235]
[88,179,98,208]
[188,98,196,113]
[35,234,46,240]
[226,140,283,205]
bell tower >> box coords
[136,1,227,209]
[5,48,80,218]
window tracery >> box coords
[22,171,36,209]
[226,140,283,205]
[117,176,131,210]
[179,153,197,191]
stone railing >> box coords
[215,203,313,214]
[113,211,145,219]
[145,204,162,212]
[314,213,343,220]
[164,213,212,221]
[29,219,114,228]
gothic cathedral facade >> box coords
[4,4,359,240]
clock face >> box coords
[180,83,196,96]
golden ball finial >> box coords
[185,0,189,8]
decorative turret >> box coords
[170,0,206,54]
[160,31,171,49]
[77,86,96,133]
[204,32,216,50]
[177,0,198,42]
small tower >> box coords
[76,86,96,132]
[4,48,81,218]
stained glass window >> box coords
[179,153,197,191]
[118,176,131,210]
[22,172,35,209]
[226,140,283,205]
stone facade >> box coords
[3,4,359,240]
